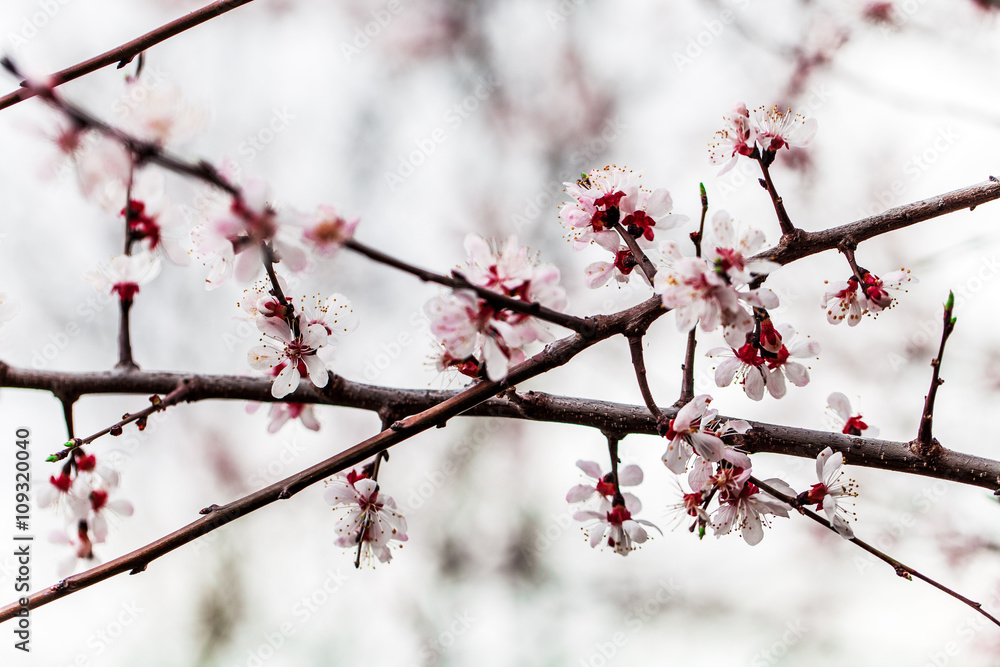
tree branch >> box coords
[0,290,659,623]
[752,178,1000,267]
[5,361,1000,492]
[753,476,1000,629]
[913,292,957,458]
[344,239,596,337]
[0,0,257,112]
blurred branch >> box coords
[0,0,257,112]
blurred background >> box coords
[2,0,1000,664]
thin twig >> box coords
[752,476,1000,629]
[0,0,257,112]
[46,381,194,461]
[756,158,796,236]
[610,221,656,283]
[678,184,709,405]
[116,299,138,372]
[627,334,660,417]
[678,329,698,406]
[605,432,623,505]
[914,292,957,457]
[344,239,596,337]
[694,182,708,258]
[753,178,1000,267]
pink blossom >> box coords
[859,268,916,313]
[50,520,98,578]
[654,242,777,347]
[751,105,818,152]
[426,235,566,380]
[301,205,359,258]
[821,277,864,326]
[565,460,644,513]
[324,476,408,565]
[798,447,856,538]
[191,180,306,289]
[712,475,793,545]
[87,487,135,543]
[660,395,751,473]
[573,495,660,556]
[704,211,780,285]
[827,392,878,437]
[708,102,756,175]
[559,166,685,251]
[84,252,161,303]
[248,316,330,398]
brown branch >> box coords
[0,0,257,112]
[46,380,194,462]
[753,178,1000,267]
[0,292,659,623]
[756,157,797,236]
[913,292,957,457]
[344,239,596,337]
[610,220,656,283]
[752,476,1000,629]
[627,334,660,417]
[5,360,1000,492]
[116,299,138,372]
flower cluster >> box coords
[708,322,820,400]
[559,165,687,288]
[42,450,133,576]
[821,268,916,325]
[708,102,817,174]
[324,468,408,565]
[427,234,567,380]
[566,460,660,556]
[654,212,780,350]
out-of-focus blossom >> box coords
[427,234,566,381]
[827,392,878,437]
[84,252,161,303]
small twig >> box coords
[58,395,77,440]
[627,334,660,417]
[0,0,257,112]
[46,381,193,461]
[344,238,595,337]
[838,243,866,284]
[604,432,624,505]
[913,292,957,457]
[610,220,657,283]
[116,299,139,372]
[693,182,708,258]
[751,476,1000,629]
[755,157,796,237]
[678,329,698,406]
